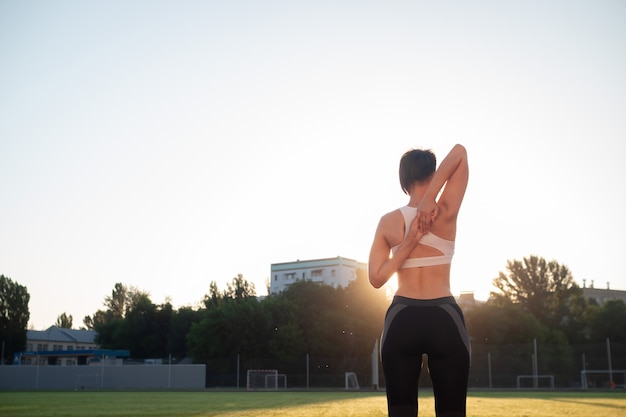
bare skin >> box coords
[368,144,469,299]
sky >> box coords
[1,0,625,330]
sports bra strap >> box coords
[390,206,455,268]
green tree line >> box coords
[2,255,626,381]
[465,255,626,387]
[87,272,388,364]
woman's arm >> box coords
[417,144,469,233]
[368,211,424,288]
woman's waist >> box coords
[396,269,451,295]
[391,294,457,307]
[397,263,451,278]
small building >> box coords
[270,256,367,295]
[15,325,128,366]
[581,286,626,305]
[456,291,482,311]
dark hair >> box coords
[399,149,436,194]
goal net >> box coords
[516,374,554,389]
[581,369,626,389]
[345,372,360,390]
[246,369,287,390]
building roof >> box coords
[582,287,626,304]
[18,349,128,358]
[271,256,366,270]
[27,326,97,345]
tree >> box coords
[188,297,269,361]
[337,268,389,361]
[55,312,73,328]
[92,283,157,356]
[121,293,160,358]
[168,306,200,360]
[278,280,346,357]
[0,275,30,364]
[588,300,626,344]
[104,283,128,319]
[263,295,306,362]
[83,315,94,330]
[223,274,256,300]
[491,255,583,329]
[189,275,264,361]
[202,281,222,309]
[465,299,547,346]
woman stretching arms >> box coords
[369,144,470,417]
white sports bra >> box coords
[390,206,455,268]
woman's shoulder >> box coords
[378,207,405,228]
[382,205,409,220]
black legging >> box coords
[381,296,470,417]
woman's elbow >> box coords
[453,143,467,157]
[368,273,385,289]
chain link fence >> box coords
[200,341,625,390]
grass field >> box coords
[1,390,625,417]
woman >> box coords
[368,144,470,417]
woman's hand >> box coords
[406,211,426,244]
[416,199,439,234]
[368,209,425,289]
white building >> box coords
[16,326,128,366]
[19,326,98,365]
[581,285,626,305]
[269,256,367,295]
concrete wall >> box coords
[0,364,206,390]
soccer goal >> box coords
[581,369,626,390]
[345,372,360,390]
[246,369,287,390]
[516,374,555,389]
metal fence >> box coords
[1,341,622,390]
[0,364,206,390]
[203,340,625,390]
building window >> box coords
[274,275,277,281]
[285,273,295,280]
[67,345,73,351]
[311,269,323,277]
[331,269,336,277]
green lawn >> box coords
[0,390,624,417]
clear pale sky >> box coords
[1,1,625,330]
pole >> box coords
[582,353,587,390]
[607,338,613,388]
[533,339,538,389]
[236,354,240,389]
[488,352,492,389]
[306,353,310,390]
[168,353,172,388]
[371,339,379,390]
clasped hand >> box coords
[416,198,439,235]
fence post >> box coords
[607,338,613,387]
[533,339,538,389]
[236,354,240,389]
[488,352,492,389]
[371,339,379,390]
